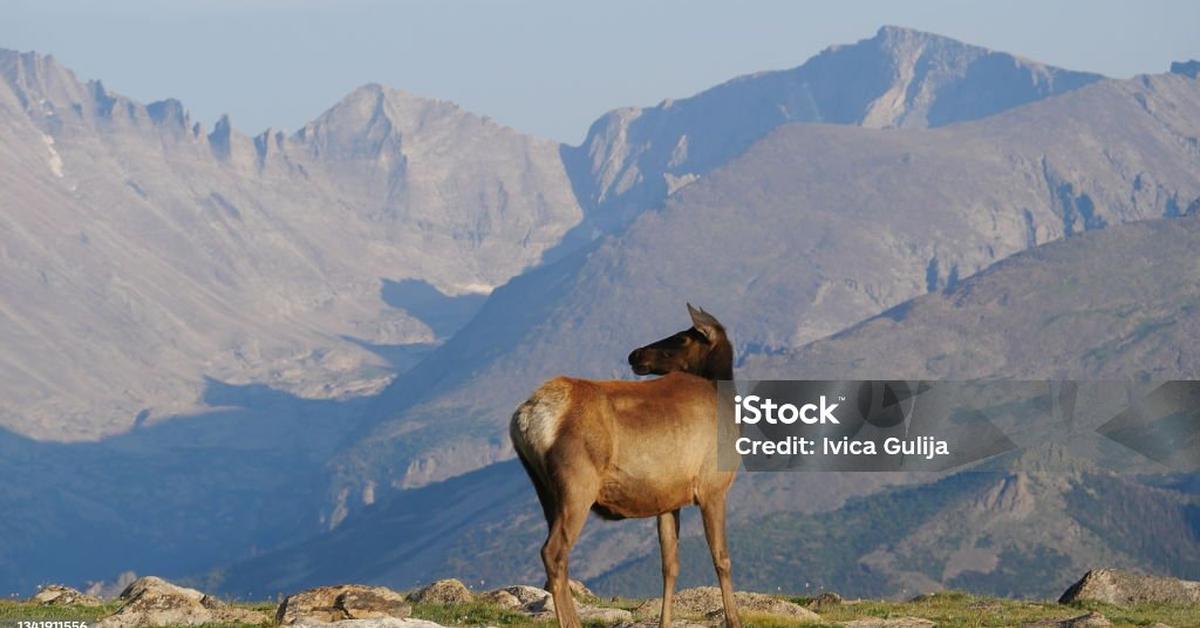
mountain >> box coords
[330,69,1200,514]
[563,25,1103,233]
[595,215,1200,598]
[0,386,366,594]
[219,215,1200,600]
[4,26,1094,442]
[0,27,1194,597]
[594,470,1200,599]
[746,215,1200,380]
[214,461,912,597]
[0,50,581,441]
[0,49,580,595]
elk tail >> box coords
[510,402,556,525]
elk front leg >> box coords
[699,499,741,628]
[657,509,681,627]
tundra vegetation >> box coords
[4,587,1198,628]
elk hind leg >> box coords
[541,475,595,628]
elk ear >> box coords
[687,303,723,342]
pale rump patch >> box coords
[510,378,571,462]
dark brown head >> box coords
[627,304,733,381]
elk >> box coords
[510,304,740,628]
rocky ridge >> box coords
[565,25,1103,234]
[0,50,581,441]
[25,571,1200,627]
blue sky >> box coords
[3,0,1198,143]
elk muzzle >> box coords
[628,348,653,375]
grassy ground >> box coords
[0,599,271,628]
[0,599,123,622]
[787,590,1199,627]
[2,591,1195,627]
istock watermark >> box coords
[717,380,1200,473]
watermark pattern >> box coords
[0,622,90,628]
[718,380,1200,473]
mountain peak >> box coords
[314,82,464,131]
[208,113,234,160]
[567,25,1105,232]
[338,82,457,111]
[294,81,493,159]
[0,47,80,97]
[0,47,51,69]
[874,24,962,43]
[1171,59,1200,79]
[815,25,982,58]
[146,98,188,127]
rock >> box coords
[577,607,634,624]
[488,582,597,609]
[30,584,102,607]
[842,619,935,628]
[569,579,599,603]
[276,584,411,624]
[492,585,550,608]
[477,589,522,610]
[406,579,472,605]
[1058,569,1200,606]
[633,587,820,622]
[97,576,265,627]
[1022,611,1112,627]
[807,591,843,611]
[292,619,444,628]
[524,594,633,625]
[840,619,935,628]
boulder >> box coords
[633,587,820,622]
[30,584,102,607]
[477,589,522,610]
[839,619,935,628]
[406,579,473,605]
[276,584,412,624]
[569,579,599,603]
[476,583,630,625]
[577,606,634,624]
[1059,569,1200,606]
[491,585,550,608]
[524,595,632,625]
[96,576,265,627]
[1022,611,1112,627]
[484,582,597,607]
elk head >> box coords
[627,304,733,381]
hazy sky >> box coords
[4,0,1199,143]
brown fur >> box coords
[510,305,741,628]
